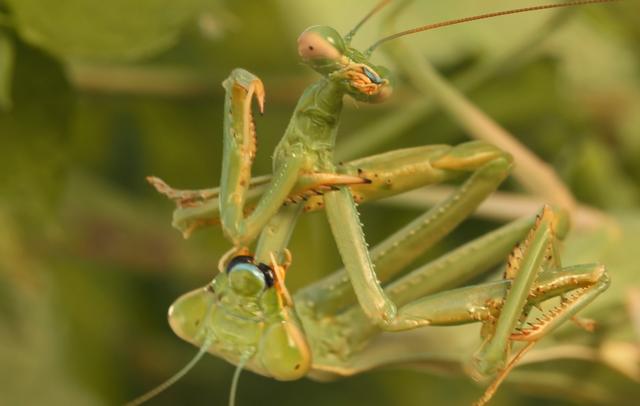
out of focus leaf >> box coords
[564,212,640,327]
[0,39,72,225]
[619,100,640,181]
[5,0,212,61]
[563,138,640,209]
[0,210,101,406]
[0,32,13,110]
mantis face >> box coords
[297,25,393,103]
[168,256,311,381]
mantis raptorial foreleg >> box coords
[219,69,303,246]
[219,69,368,246]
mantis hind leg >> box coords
[321,156,609,376]
[151,141,521,241]
[470,206,609,378]
[306,208,608,385]
[151,141,514,238]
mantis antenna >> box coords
[228,352,253,406]
[344,0,393,44]
[125,299,216,406]
[125,334,215,406]
[365,0,621,56]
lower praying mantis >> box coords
[130,1,621,405]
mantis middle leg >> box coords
[323,141,515,328]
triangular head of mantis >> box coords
[297,25,393,103]
[168,255,312,381]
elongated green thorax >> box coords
[274,79,344,172]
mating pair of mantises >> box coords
[129,1,621,405]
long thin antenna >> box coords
[125,298,216,406]
[366,0,620,55]
[125,334,215,406]
[345,0,393,44]
[228,353,252,406]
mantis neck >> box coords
[274,78,344,172]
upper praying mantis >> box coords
[130,1,622,405]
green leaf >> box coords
[0,39,73,226]
[5,0,212,62]
[0,33,14,110]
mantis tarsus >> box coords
[129,1,621,405]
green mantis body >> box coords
[136,1,621,404]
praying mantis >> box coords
[129,1,626,405]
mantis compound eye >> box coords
[362,66,383,84]
[297,25,345,62]
[226,255,275,296]
[225,255,254,273]
[256,263,275,288]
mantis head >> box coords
[168,255,311,381]
[297,25,393,103]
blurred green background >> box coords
[0,1,639,405]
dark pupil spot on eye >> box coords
[308,45,314,51]
[257,263,275,288]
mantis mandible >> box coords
[130,1,620,405]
